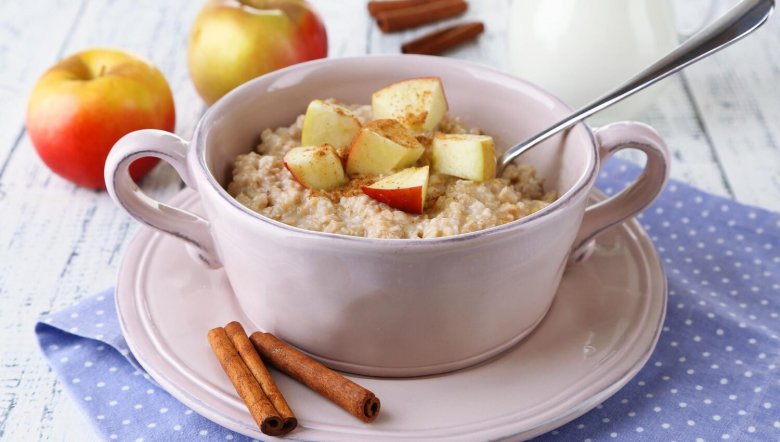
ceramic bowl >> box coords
[105,55,669,377]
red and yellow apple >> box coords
[362,166,429,214]
[188,0,328,105]
[26,48,175,189]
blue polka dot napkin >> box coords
[36,158,780,441]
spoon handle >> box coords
[498,0,775,171]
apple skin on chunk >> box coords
[431,133,497,182]
[362,166,430,214]
[283,144,348,191]
[301,99,362,150]
[346,119,425,177]
[372,77,448,132]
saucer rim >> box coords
[116,189,666,441]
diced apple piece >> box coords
[431,133,497,182]
[372,77,448,132]
[301,99,362,150]
[346,119,424,176]
[362,166,429,214]
[283,144,348,190]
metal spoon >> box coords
[498,0,775,172]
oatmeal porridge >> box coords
[227,79,556,239]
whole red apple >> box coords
[26,49,175,189]
[188,0,328,105]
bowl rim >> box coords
[193,54,598,246]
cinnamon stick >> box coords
[207,327,284,435]
[376,0,468,33]
[224,322,297,435]
[367,0,429,17]
[402,21,485,55]
[250,332,381,423]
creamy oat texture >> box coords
[227,102,557,239]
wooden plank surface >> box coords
[1,0,778,440]
[0,4,93,441]
[0,1,203,440]
[683,21,780,208]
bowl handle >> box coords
[105,129,222,269]
[570,122,670,263]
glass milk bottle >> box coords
[507,0,680,124]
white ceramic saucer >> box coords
[116,190,666,441]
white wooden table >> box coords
[1,1,778,440]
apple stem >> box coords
[98,65,107,77]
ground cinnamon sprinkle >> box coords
[405,110,428,127]
[311,176,376,202]
[416,134,433,148]
[368,119,421,148]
